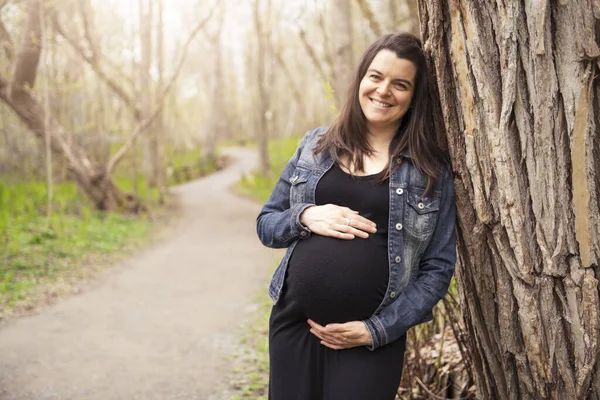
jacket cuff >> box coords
[290,203,314,239]
[363,315,386,350]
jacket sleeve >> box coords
[256,130,317,248]
[362,168,457,350]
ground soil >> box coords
[0,148,280,400]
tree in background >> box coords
[329,0,353,109]
[254,0,271,176]
[0,0,211,210]
[419,1,600,398]
[202,7,224,163]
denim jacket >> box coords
[256,127,456,350]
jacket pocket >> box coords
[289,168,311,204]
[404,190,440,239]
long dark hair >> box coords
[315,32,447,194]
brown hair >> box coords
[315,32,447,194]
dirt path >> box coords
[0,148,280,400]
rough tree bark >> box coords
[418,1,600,399]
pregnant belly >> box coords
[285,235,389,325]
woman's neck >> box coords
[366,124,398,154]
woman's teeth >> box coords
[371,99,391,108]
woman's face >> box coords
[358,49,417,132]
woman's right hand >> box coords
[299,204,377,240]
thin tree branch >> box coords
[273,48,303,108]
[78,0,97,62]
[78,0,137,94]
[106,8,213,174]
[0,76,90,176]
[355,0,383,36]
[52,15,142,120]
[297,27,329,83]
[316,11,334,76]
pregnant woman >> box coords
[257,32,457,400]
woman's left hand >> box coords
[307,319,373,350]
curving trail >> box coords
[0,148,279,400]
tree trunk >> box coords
[1,0,211,211]
[139,0,158,186]
[203,11,224,162]
[0,77,127,211]
[0,0,134,212]
[386,0,398,32]
[404,0,420,38]
[254,0,271,176]
[418,1,600,399]
[329,0,353,109]
[155,0,165,203]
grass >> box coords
[218,294,272,400]
[0,139,226,318]
[109,142,221,186]
[0,140,221,313]
[235,136,302,203]
[0,177,161,316]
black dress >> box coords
[269,163,406,400]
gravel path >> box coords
[0,148,279,400]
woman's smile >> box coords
[370,98,393,108]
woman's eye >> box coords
[394,83,406,90]
[370,75,380,81]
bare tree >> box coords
[355,0,382,37]
[329,0,353,109]
[403,0,420,37]
[139,0,159,186]
[40,1,52,222]
[0,0,212,210]
[418,1,600,399]
[155,0,165,202]
[254,0,270,176]
[202,8,224,162]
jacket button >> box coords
[390,292,396,298]
[395,223,403,231]
[395,256,401,263]
[290,175,298,183]
[300,231,308,237]
[418,202,425,209]
[396,188,404,195]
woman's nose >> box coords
[376,82,391,96]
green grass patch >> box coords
[235,136,302,203]
[0,141,221,317]
[218,294,272,400]
[109,142,221,186]
[0,178,158,314]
